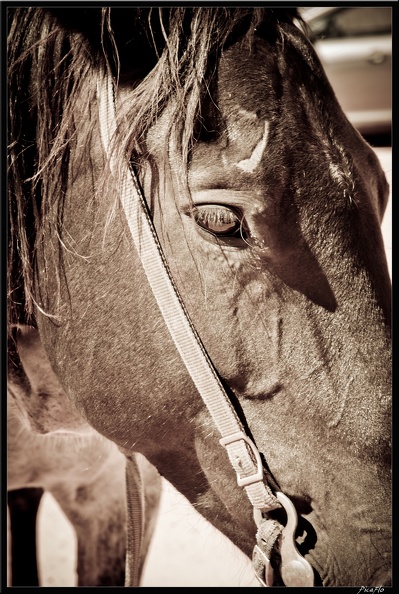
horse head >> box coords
[8,7,391,587]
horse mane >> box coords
[7,7,301,327]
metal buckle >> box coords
[219,431,263,487]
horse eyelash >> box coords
[192,205,242,236]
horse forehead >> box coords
[145,38,280,168]
[209,42,278,169]
[145,104,269,175]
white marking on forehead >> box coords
[236,121,270,173]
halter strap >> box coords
[96,73,280,510]
[96,73,314,587]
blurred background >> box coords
[7,6,392,588]
[299,6,392,143]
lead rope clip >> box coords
[253,492,314,587]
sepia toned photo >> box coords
[6,5,392,588]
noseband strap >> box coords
[97,73,314,587]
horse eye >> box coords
[193,205,242,237]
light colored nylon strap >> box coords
[96,73,280,514]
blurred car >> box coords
[300,6,392,135]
